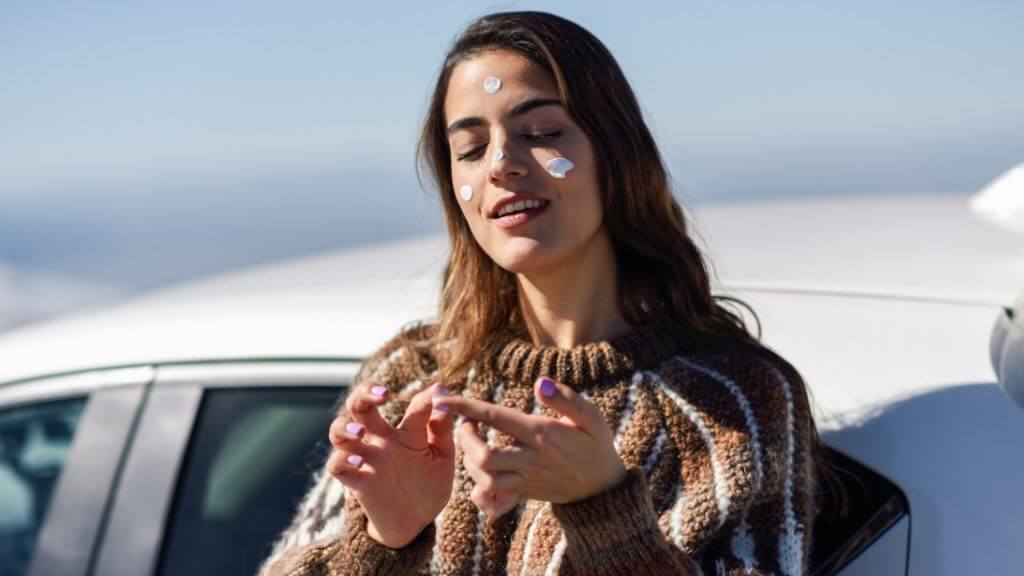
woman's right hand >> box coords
[327,380,456,548]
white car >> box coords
[0,178,1021,575]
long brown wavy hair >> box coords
[399,9,841,523]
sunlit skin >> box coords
[443,50,629,520]
[443,50,633,349]
[325,50,633,549]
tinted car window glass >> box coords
[0,397,87,576]
[158,387,342,576]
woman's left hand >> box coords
[431,376,627,521]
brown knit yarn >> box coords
[258,323,818,576]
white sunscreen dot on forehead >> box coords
[459,184,473,201]
[545,156,574,179]
[493,148,505,162]
[483,76,502,94]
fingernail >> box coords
[540,377,556,397]
[346,454,363,468]
[432,384,450,413]
[371,385,388,397]
[345,422,364,436]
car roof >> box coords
[0,192,1019,386]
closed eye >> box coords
[525,130,562,143]
[457,146,486,163]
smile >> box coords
[491,200,549,230]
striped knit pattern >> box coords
[258,322,818,576]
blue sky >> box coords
[1,1,1022,316]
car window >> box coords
[0,397,87,576]
[157,387,342,576]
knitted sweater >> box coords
[257,322,818,576]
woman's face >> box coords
[444,50,604,275]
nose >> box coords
[488,140,527,183]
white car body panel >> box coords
[1,192,1022,574]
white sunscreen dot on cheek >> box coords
[459,184,473,201]
[545,156,574,179]
[483,76,502,94]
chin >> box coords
[489,239,554,274]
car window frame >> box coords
[91,360,356,576]
[0,366,155,576]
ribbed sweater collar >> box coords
[488,324,684,390]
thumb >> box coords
[534,376,601,434]
[427,385,455,455]
[397,381,444,433]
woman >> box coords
[259,10,825,576]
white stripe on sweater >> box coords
[647,370,731,529]
[310,480,348,542]
[765,363,804,576]
[645,428,668,474]
[369,346,408,381]
[545,535,567,576]
[669,482,686,549]
[519,500,548,576]
[470,376,506,576]
[730,510,757,573]
[611,372,642,451]
[380,369,439,414]
[470,508,489,574]
[673,356,765,492]
[429,507,445,574]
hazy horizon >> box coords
[2,1,1021,332]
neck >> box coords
[515,228,633,348]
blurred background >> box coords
[2,1,1022,333]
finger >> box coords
[326,431,381,459]
[326,448,377,483]
[435,396,540,448]
[427,389,456,456]
[534,376,604,435]
[457,420,532,472]
[397,381,445,433]
[470,484,521,522]
[344,380,392,436]
[328,417,367,447]
[464,453,525,494]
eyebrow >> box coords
[446,97,563,136]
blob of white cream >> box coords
[483,76,502,94]
[545,156,574,179]
[493,148,505,162]
[459,184,473,201]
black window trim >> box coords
[89,360,357,576]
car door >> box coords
[0,366,153,576]
[91,361,354,576]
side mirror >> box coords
[992,294,1024,410]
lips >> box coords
[488,194,548,219]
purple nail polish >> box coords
[371,385,387,397]
[347,454,363,468]
[540,377,556,397]
[345,422,364,436]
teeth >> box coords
[497,199,548,217]
[497,196,548,215]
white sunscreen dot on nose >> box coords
[545,156,574,179]
[459,184,473,201]
[483,76,502,94]
[493,148,505,162]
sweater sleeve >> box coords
[551,353,818,576]
[551,464,704,575]
[256,324,441,576]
